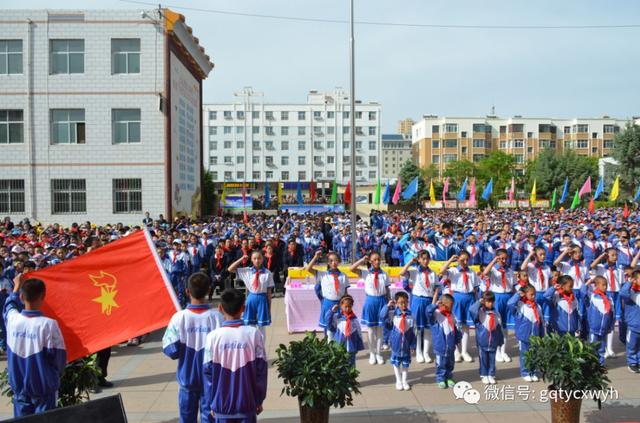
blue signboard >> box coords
[221,195,253,210]
[278,204,345,214]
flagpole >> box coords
[349,0,357,260]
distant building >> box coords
[412,115,632,177]
[381,134,412,180]
[0,9,213,224]
[203,88,382,185]
[397,118,414,137]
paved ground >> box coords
[1,297,639,422]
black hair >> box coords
[339,294,354,305]
[394,291,409,302]
[21,278,46,302]
[187,272,211,300]
[558,274,574,287]
[418,250,431,259]
[631,270,640,280]
[441,293,454,303]
[495,248,508,256]
[521,283,536,294]
[482,291,495,302]
[220,288,245,316]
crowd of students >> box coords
[2,206,640,421]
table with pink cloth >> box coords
[284,278,406,333]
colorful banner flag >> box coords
[481,178,493,201]
[469,178,477,206]
[309,180,316,203]
[429,179,436,205]
[530,179,537,204]
[609,176,620,201]
[560,177,569,204]
[344,181,352,205]
[392,178,402,205]
[277,181,283,204]
[264,183,270,208]
[457,178,468,202]
[570,189,580,209]
[442,178,449,205]
[401,177,419,200]
[634,185,640,202]
[579,176,592,198]
[382,180,391,205]
[330,181,337,204]
[296,181,303,204]
[373,179,381,205]
[25,230,179,362]
[508,177,515,202]
[551,188,557,209]
[588,198,595,214]
[623,202,630,219]
[594,177,604,200]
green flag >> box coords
[551,188,557,209]
[570,189,580,210]
[373,179,381,205]
[330,180,337,204]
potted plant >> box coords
[274,332,361,423]
[525,333,610,423]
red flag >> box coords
[588,198,595,214]
[25,230,179,362]
[344,181,352,205]
[310,180,316,203]
[243,210,249,223]
[623,203,630,219]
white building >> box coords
[0,9,213,225]
[203,88,382,186]
[381,133,412,180]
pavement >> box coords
[1,297,639,422]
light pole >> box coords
[349,0,357,260]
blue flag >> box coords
[481,178,493,201]
[634,185,640,202]
[296,181,303,204]
[457,178,468,202]
[560,177,569,204]
[594,177,604,200]
[401,176,419,200]
[264,183,270,208]
[382,180,391,205]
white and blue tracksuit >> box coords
[482,266,515,329]
[314,270,349,329]
[380,306,417,368]
[580,286,614,365]
[426,304,461,383]
[507,293,545,377]
[470,301,504,378]
[3,293,67,417]
[544,287,581,335]
[237,267,275,326]
[169,250,189,308]
[403,267,440,329]
[203,321,268,423]
[324,309,365,366]
[594,264,624,321]
[444,266,480,326]
[620,283,640,367]
[360,268,390,327]
[525,262,552,322]
[162,304,224,423]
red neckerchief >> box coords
[593,289,611,313]
[518,279,528,287]
[632,284,640,292]
[607,265,616,291]
[329,269,341,294]
[265,254,272,270]
[420,266,430,289]
[536,263,546,289]
[498,266,507,289]
[471,244,476,256]
[573,262,582,280]
[399,311,407,334]
[486,308,496,344]
[461,267,469,291]
[343,310,356,336]
[215,253,223,270]
[252,268,261,291]
[557,288,575,311]
[372,268,381,290]
[523,298,541,323]
[439,306,456,335]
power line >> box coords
[120,0,640,30]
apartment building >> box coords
[381,133,412,180]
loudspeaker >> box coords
[7,394,127,423]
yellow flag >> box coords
[530,179,537,204]
[429,179,436,205]
[609,176,619,201]
[277,181,283,204]
[220,184,227,205]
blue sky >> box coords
[7,0,640,131]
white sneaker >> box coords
[481,376,490,384]
[495,351,504,362]
[395,381,403,390]
[424,354,433,363]
[382,344,390,351]
[488,376,496,384]
[523,375,533,382]
[502,353,512,363]
[403,382,411,391]
[416,354,425,364]
[369,353,376,365]
[461,352,473,363]
[531,375,539,382]
[605,350,616,358]
[454,350,462,362]
[376,354,385,365]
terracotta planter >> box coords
[298,399,330,423]
[550,393,582,423]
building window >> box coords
[564,141,573,149]
[576,124,588,133]
[237,140,244,149]
[343,111,350,119]
[298,156,306,165]
[0,179,25,213]
[444,139,457,148]
[51,179,86,214]
[603,125,616,133]
[344,141,350,149]
[223,141,232,149]
[563,126,571,134]
[461,131,467,138]
[252,141,260,150]
[592,147,598,153]
[253,171,260,180]
[298,111,306,120]
[211,171,218,180]
[209,141,217,150]
[355,141,363,149]
[368,156,377,166]
[432,125,439,133]
[327,140,335,149]
[237,111,245,120]
[314,171,323,179]
[237,171,244,180]
[461,146,467,154]
[369,171,376,179]
[223,126,232,134]
[327,126,335,135]
[298,171,306,180]
[327,156,335,164]
[369,111,376,120]
[252,156,260,164]
[0,40,22,74]
[281,126,289,135]
[444,123,458,133]
[209,156,218,165]
[281,156,289,166]
[472,123,485,133]
[224,171,232,180]
[265,140,274,150]
[314,141,323,149]
[577,139,588,149]
[472,139,485,148]
[252,111,260,119]
[432,140,439,149]
[327,170,335,178]
[51,109,85,144]
[527,132,533,138]
[265,111,274,120]
[592,132,598,139]
[224,156,233,164]
[509,124,524,133]
[550,140,557,149]
[343,171,350,177]
[209,126,217,135]
[266,156,274,166]
[343,127,350,135]
[539,140,549,149]
[313,111,322,120]
[432,155,440,164]
[604,140,613,149]
[368,140,376,150]
[298,127,306,136]
[236,126,244,134]
[514,139,524,148]
[265,127,275,136]
[298,140,306,150]
[281,140,289,150]
[266,171,273,179]
[314,127,323,136]
[223,111,232,120]
[500,140,507,149]
[112,109,140,144]
[252,126,259,134]
[515,154,524,164]
[314,156,322,165]
[282,171,290,180]
[111,39,140,74]
[281,111,289,120]
[0,110,23,144]
[112,178,142,213]
[355,111,362,119]
[527,146,533,153]
[237,156,244,164]
[327,111,335,119]
[472,154,484,162]
[500,125,507,134]
[50,39,84,74]
[443,154,457,163]
[368,127,376,136]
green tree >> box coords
[202,169,215,216]
[612,122,640,198]
[399,160,426,202]
[476,151,516,200]
[419,164,439,181]
[526,150,598,198]
[443,159,476,190]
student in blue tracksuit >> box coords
[169,240,189,309]
[381,292,417,391]
[508,285,544,382]
[522,247,552,323]
[426,294,460,389]
[482,249,515,363]
[555,246,589,339]
[4,275,66,417]
[0,261,13,353]
[544,275,580,336]
[163,273,224,423]
[325,295,365,367]
[470,292,504,385]
[581,275,615,365]
[620,270,640,373]
[203,289,267,423]
[591,249,624,358]
[400,251,440,364]
[307,251,349,340]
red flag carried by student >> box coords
[25,230,179,362]
[344,181,352,205]
[623,202,630,219]
[310,180,316,203]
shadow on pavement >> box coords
[259,408,445,422]
[584,401,640,423]
[112,372,176,388]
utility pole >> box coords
[349,0,357,260]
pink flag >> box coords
[391,178,402,205]
[469,178,477,206]
[508,177,515,201]
[578,176,592,198]
[442,177,449,205]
